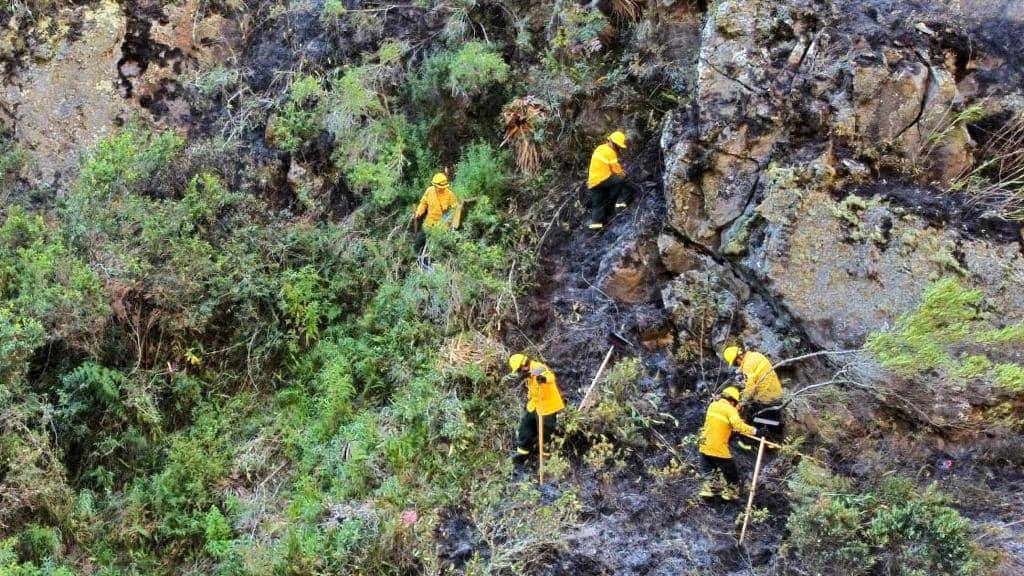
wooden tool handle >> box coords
[537,412,545,485]
[739,436,767,544]
[579,346,615,411]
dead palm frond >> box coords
[501,96,548,175]
[611,0,644,22]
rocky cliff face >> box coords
[660,0,1024,354]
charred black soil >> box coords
[846,182,1023,246]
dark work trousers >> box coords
[516,410,557,454]
[743,402,785,442]
[588,176,639,225]
[700,453,740,485]
[413,230,427,254]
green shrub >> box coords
[0,308,45,389]
[544,5,611,92]
[56,362,161,487]
[16,524,62,564]
[323,65,412,205]
[0,134,30,181]
[0,208,107,344]
[453,141,511,202]
[785,462,986,576]
[409,42,509,103]
[446,42,509,98]
[203,506,234,559]
[118,401,236,545]
[321,0,347,23]
[74,122,183,199]
[269,74,326,153]
[0,537,74,576]
[867,278,1024,396]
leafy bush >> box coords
[544,4,610,91]
[203,506,234,559]
[74,123,183,200]
[118,401,236,545]
[453,141,511,202]
[867,278,1024,396]
[409,42,509,105]
[16,524,62,564]
[0,208,107,345]
[268,74,326,153]
[446,42,509,98]
[0,537,73,576]
[323,59,414,205]
[785,462,986,576]
[56,362,161,487]
[0,130,30,182]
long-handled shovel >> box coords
[739,416,779,544]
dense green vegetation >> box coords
[785,462,985,576]
[1,0,1019,574]
[0,0,615,569]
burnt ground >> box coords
[843,182,1024,247]
[477,130,794,574]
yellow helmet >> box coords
[508,353,529,371]
[721,386,741,402]
[608,131,627,149]
[722,346,742,366]
[432,172,449,187]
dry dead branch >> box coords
[953,110,1024,220]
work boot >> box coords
[698,481,717,498]
[511,448,530,465]
[720,485,739,502]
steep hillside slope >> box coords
[1,1,1022,574]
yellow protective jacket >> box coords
[699,398,755,459]
[414,185,457,228]
[523,361,565,416]
[587,143,625,189]
[739,351,782,403]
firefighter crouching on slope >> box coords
[509,353,565,463]
[587,131,640,230]
[722,345,784,441]
[698,386,757,501]
[412,172,458,253]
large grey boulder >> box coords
[660,0,1022,351]
[746,159,1024,349]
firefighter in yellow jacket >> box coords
[587,131,638,230]
[722,345,784,442]
[698,386,757,500]
[413,172,457,252]
[509,353,565,462]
